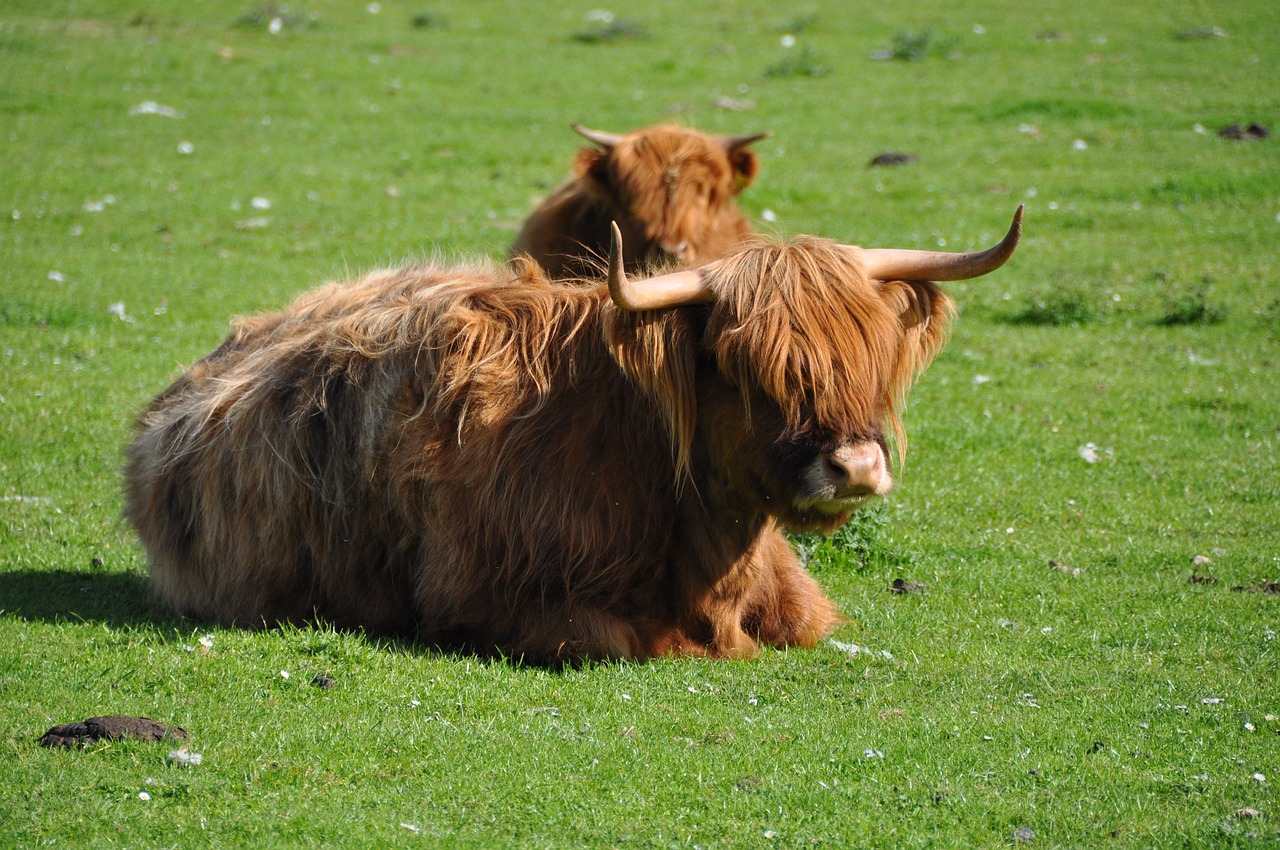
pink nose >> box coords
[659,240,693,262]
[822,442,889,498]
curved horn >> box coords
[721,131,771,152]
[607,222,713,312]
[861,205,1024,282]
[572,123,623,149]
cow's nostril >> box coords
[822,443,888,498]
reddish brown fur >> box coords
[511,124,762,278]
[125,241,954,665]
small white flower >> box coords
[1193,123,1206,134]
[279,670,290,679]
[1202,697,1222,705]
[409,698,421,707]
[198,635,213,649]
[48,271,65,283]
[1078,443,1100,463]
[108,301,133,323]
[761,208,777,223]
[1041,626,1053,635]
[267,17,283,35]
[1072,139,1088,151]
[973,374,991,385]
[138,791,152,801]
[1243,722,1255,731]
[177,141,194,155]
[250,196,271,210]
[780,34,796,48]
[621,693,632,702]
[863,748,884,759]
[1253,772,1266,783]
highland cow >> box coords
[125,207,1023,664]
[510,123,767,278]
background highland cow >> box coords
[511,123,767,278]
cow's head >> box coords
[573,123,766,268]
[606,207,1023,532]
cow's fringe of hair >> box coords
[702,236,954,464]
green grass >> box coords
[2,0,1278,846]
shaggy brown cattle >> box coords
[125,207,1023,664]
[510,123,767,278]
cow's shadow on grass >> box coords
[0,568,174,632]
[0,568,555,668]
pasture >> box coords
[1,0,1277,846]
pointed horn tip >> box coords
[1004,203,1025,252]
[608,220,623,267]
[572,123,621,148]
[606,220,629,307]
[723,131,771,149]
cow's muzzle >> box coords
[794,441,893,514]
[658,239,694,264]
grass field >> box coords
[2,0,1277,846]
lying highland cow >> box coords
[510,123,767,278]
[125,207,1022,664]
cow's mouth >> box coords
[792,493,880,516]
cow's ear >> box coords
[728,149,760,194]
[878,279,955,374]
[878,280,957,331]
[574,147,611,194]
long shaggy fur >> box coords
[510,124,760,278]
[125,242,954,664]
